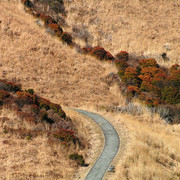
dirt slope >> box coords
[0,0,124,108]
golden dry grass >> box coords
[0,108,76,180]
[79,106,180,180]
[63,0,180,67]
[0,0,123,108]
[0,0,180,179]
[0,107,103,179]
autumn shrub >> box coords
[60,32,73,45]
[16,91,36,106]
[0,80,21,92]
[0,90,10,100]
[161,86,180,104]
[126,85,140,97]
[169,64,180,72]
[122,67,142,86]
[37,97,51,110]
[139,58,159,68]
[31,104,40,114]
[146,98,155,108]
[47,23,63,37]
[115,51,129,61]
[39,14,54,26]
[69,153,85,166]
[90,47,107,60]
[139,67,166,82]
[81,47,93,54]
[169,64,180,79]
[104,51,115,61]
[53,129,77,144]
[0,90,10,105]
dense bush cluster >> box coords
[116,55,180,107]
[0,79,76,138]
[21,0,179,123]
[21,0,117,61]
[21,0,75,46]
[53,129,78,145]
[69,153,86,166]
[115,51,129,61]
[82,46,115,61]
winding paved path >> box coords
[74,109,120,180]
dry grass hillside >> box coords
[0,0,124,108]
[63,0,180,67]
[0,0,180,180]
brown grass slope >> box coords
[62,0,180,67]
[0,80,103,180]
[0,0,180,180]
[0,0,123,108]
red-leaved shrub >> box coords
[53,129,77,144]
[139,58,159,68]
[48,23,63,37]
[90,47,107,60]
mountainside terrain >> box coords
[37,0,180,67]
[0,0,123,108]
[0,0,180,179]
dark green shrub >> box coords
[38,98,51,110]
[39,110,54,124]
[161,86,180,104]
[69,153,85,166]
[60,32,73,45]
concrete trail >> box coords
[74,109,120,180]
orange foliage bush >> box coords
[90,47,107,60]
[115,51,129,61]
[122,67,141,86]
[104,51,115,61]
[127,85,140,97]
[139,58,159,68]
[47,23,63,37]
[0,90,10,103]
[39,14,54,26]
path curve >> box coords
[74,109,120,180]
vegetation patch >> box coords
[69,153,86,166]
